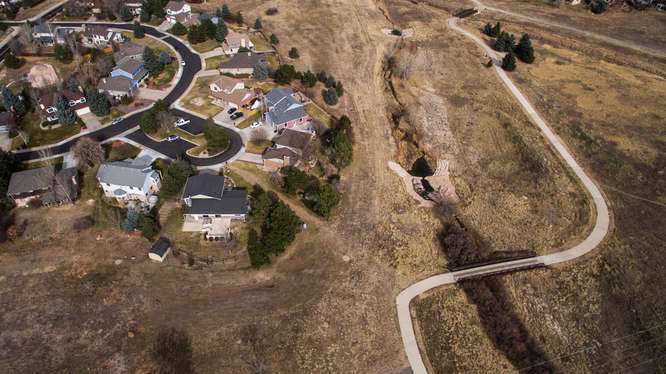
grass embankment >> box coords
[12,112,82,149]
[236,111,261,129]
[192,39,221,53]
[249,35,272,51]
[246,140,272,154]
[102,142,141,162]
[304,104,331,128]
[205,55,229,70]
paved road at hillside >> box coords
[396,17,611,374]
[5,22,243,167]
[472,0,666,58]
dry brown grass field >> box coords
[1,0,665,372]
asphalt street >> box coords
[6,22,243,166]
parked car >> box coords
[227,107,237,114]
[181,60,186,66]
[230,112,243,120]
[174,118,190,127]
[111,118,123,125]
[250,121,262,128]
[167,135,180,142]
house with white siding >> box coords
[96,157,161,205]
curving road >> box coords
[5,22,243,167]
[395,17,611,374]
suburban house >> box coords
[125,2,143,15]
[165,1,192,23]
[82,24,123,47]
[113,41,145,65]
[149,239,171,262]
[7,167,79,207]
[38,90,90,122]
[208,75,257,109]
[272,128,314,154]
[264,88,311,131]
[217,52,267,75]
[96,157,161,205]
[262,147,299,170]
[222,30,254,55]
[181,174,248,240]
[99,59,148,98]
[31,22,54,45]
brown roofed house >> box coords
[272,129,314,153]
[222,30,254,54]
[7,167,79,207]
[262,147,299,170]
[218,52,267,76]
[38,89,90,122]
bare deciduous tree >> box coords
[156,111,176,132]
[95,56,113,77]
[391,47,433,80]
[249,129,267,142]
[72,137,104,171]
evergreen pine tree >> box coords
[3,52,21,69]
[88,90,110,116]
[215,8,223,18]
[221,4,231,20]
[215,21,228,41]
[254,18,262,29]
[200,19,216,39]
[169,22,187,36]
[140,7,151,22]
[501,52,517,71]
[55,95,77,125]
[120,5,133,21]
[491,21,501,37]
[335,81,344,97]
[253,61,268,80]
[236,11,243,24]
[317,70,327,82]
[288,47,299,59]
[68,77,80,92]
[483,22,493,36]
[133,21,144,38]
[323,88,338,106]
[270,33,279,44]
[516,34,535,63]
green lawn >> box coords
[154,61,178,86]
[249,35,272,52]
[181,77,223,118]
[99,108,125,125]
[204,55,229,70]
[192,39,221,53]
[13,112,82,149]
[148,16,163,26]
[246,140,272,154]
[304,104,332,128]
[225,169,255,192]
[121,32,171,55]
[237,111,261,129]
[25,157,63,171]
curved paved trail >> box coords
[395,17,611,374]
[471,0,666,58]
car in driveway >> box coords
[230,112,243,120]
[167,135,180,142]
[181,60,186,66]
[250,121,262,128]
[111,118,123,125]
[227,107,237,114]
[174,118,190,127]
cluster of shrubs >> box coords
[483,22,535,71]
[268,65,344,106]
[283,168,341,218]
[247,185,302,268]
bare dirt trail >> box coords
[395,15,611,373]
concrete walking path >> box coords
[396,17,611,374]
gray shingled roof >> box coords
[114,42,145,64]
[265,88,308,126]
[97,159,157,189]
[262,147,298,160]
[115,59,143,75]
[218,52,267,70]
[182,174,225,199]
[32,22,52,35]
[7,167,53,196]
[166,0,186,11]
[187,190,248,215]
[98,76,132,93]
[272,129,313,150]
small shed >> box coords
[149,239,171,262]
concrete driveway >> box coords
[135,87,168,101]
[79,112,103,131]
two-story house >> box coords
[31,22,54,45]
[181,173,247,240]
[264,88,311,131]
[82,24,123,47]
[208,75,257,109]
[98,59,148,98]
[96,157,161,205]
[222,30,254,55]
[165,1,192,23]
[38,90,90,122]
